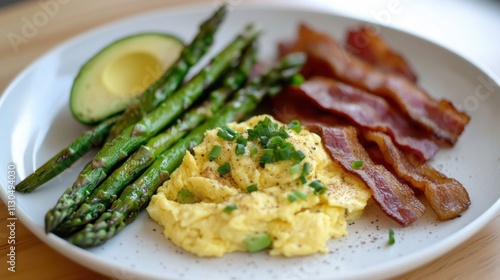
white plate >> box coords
[1,4,499,280]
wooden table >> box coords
[1,0,499,279]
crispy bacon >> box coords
[310,125,425,226]
[282,24,470,144]
[345,26,418,82]
[293,77,439,161]
[363,131,470,220]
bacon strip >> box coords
[310,125,425,226]
[271,85,340,126]
[283,24,470,144]
[345,26,417,82]
[293,77,439,161]
[363,131,470,220]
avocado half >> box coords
[70,33,184,124]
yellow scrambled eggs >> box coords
[147,115,371,257]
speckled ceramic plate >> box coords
[1,4,499,280]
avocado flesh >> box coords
[70,33,183,124]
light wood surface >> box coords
[1,0,499,279]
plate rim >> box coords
[1,3,499,280]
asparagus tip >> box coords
[69,213,125,248]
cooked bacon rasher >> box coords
[362,131,470,220]
[345,26,418,83]
[310,125,426,226]
[290,77,439,161]
[281,24,470,145]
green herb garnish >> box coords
[292,150,306,164]
[351,160,364,169]
[302,162,310,176]
[217,128,234,141]
[294,190,307,200]
[244,233,272,252]
[235,143,246,156]
[224,126,238,137]
[260,149,275,166]
[236,136,248,145]
[247,117,289,143]
[250,145,259,156]
[277,147,292,161]
[289,164,301,174]
[246,117,310,167]
[208,145,222,161]
[217,162,231,175]
[246,184,258,193]
[177,189,196,204]
[288,190,307,202]
[288,119,302,133]
[388,228,395,245]
[309,180,327,194]
[287,193,298,202]
[217,126,239,141]
[290,74,305,86]
[223,204,238,214]
[299,175,308,184]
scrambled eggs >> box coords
[147,115,371,257]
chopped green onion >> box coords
[217,128,235,141]
[277,147,292,161]
[289,164,301,174]
[302,162,310,176]
[292,150,306,163]
[247,117,288,143]
[208,145,222,161]
[266,136,283,149]
[299,175,308,184]
[246,117,307,167]
[388,228,395,245]
[259,135,270,146]
[352,160,364,169]
[244,233,272,252]
[217,162,231,175]
[246,184,258,193]
[236,136,248,145]
[288,120,302,133]
[288,190,307,202]
[177,189,196,204]
[247,129,258,141]
[250,145,259,156]
[287,193,298,202]
[262,116,272,127]
[235,143,246,156]
[276,126,290,139]
[223,204,238,214]
[309,180,327,194]
[260,149,275,166]
[290,74,305,86]
[224,126,238,137]
[294,190,307,201]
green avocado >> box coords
[70,33,184,124]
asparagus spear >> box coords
[15,116,118,193]
[54,44,257,236]
[44,25,261,233]
[105,5,227,141]
[69,53,306,247]
[15,7,227,193]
